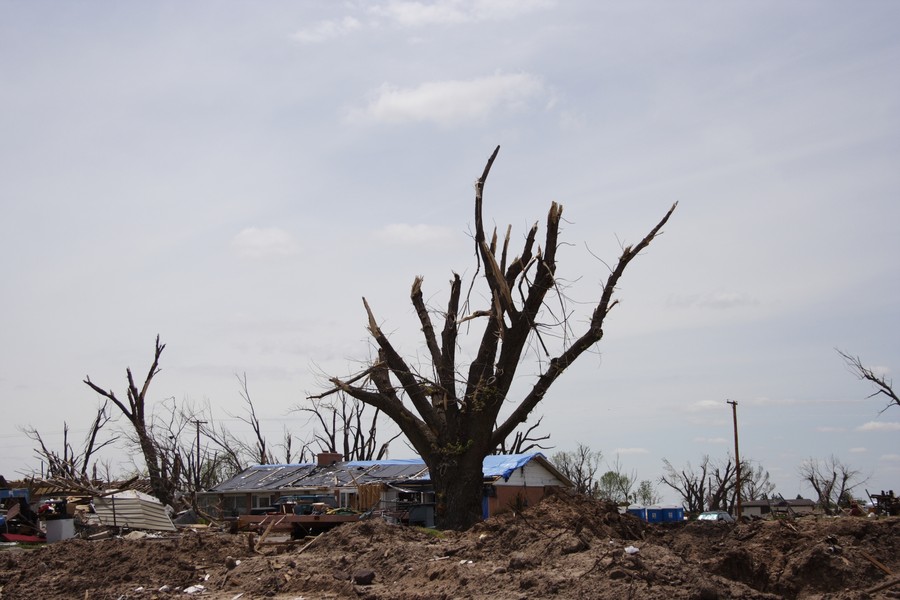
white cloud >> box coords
[370,0,554,27]
[693,437,728,444]
[686,400,723,412]
[231,227,300,259]
[667,291,758,310]
[614,447,650,455]
[349,73,545,126]
[849,447,867,453]
[292,16,362,43]
[373,223,453,245]
[880,454,900,462]
[856,421,900,432]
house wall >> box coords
[740,505,766,518]
[495,463,566,488]
[489,485,548,516]
[485,462,567,518]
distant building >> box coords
[740,497,816,518]
[199,452,572,525]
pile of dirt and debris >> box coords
[1,491,898,599]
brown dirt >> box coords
[1,492,898,599]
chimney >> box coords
[317,452,343,467]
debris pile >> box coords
[0,490,898,599]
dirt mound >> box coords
[1,493,898,599]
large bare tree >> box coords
[314,147,676,529]
[83,335,174,506]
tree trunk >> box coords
[429,451,486,531]
[136,425,172,507]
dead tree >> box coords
[551,444,603,498]
[706,456,738,512]
[83,335,174,507]
[799,455,866,514]
[314,147,676,529]
[22,400,118,486]
[235,372,273,465]
[660,457,709,514]
[492,416,552,455]
[837,349,899,412]
[296,393,401,461]
[741,461,776,501]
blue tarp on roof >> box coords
[345,455,547,481]
[482,453,548,481]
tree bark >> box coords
[428,448,487,531]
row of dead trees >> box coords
[23,335,551,511]
[658,453,868,515]
[22,337,404,509]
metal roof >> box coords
[205,453,562,493]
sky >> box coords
[2,1,899,505]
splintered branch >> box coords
[492,201,677,447]
[837,348,899,412]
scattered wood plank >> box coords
[255,516,286,551]
[295,533,323,556]
[865,576,900,595]
[859,549,894,576]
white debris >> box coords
[624,545,640,555]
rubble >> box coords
[0,491,897,599]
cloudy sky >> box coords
[2,1,898,503]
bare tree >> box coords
[234,372,274,465]
[296,393,401,461]
[837,349,899,412]
[314,147,676,529]
[662,455,774,514]
[660,457,709,514]
[492,416,552,455]
[83,335,174,506]
[741,461,776,501]
[202,417,248,475]
[799,455,866,514]
[706,456,739,512]
[22,400,118,486]
[551,444,603,498]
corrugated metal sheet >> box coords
[93,490,176,531]
[204,453,569,494]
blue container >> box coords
[645,505,684,523]
[626,506,647,521]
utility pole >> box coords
[727,400,741,520]
[192,420,207,492]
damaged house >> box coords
[199,452,572,526]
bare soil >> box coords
[1,492,898,599]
